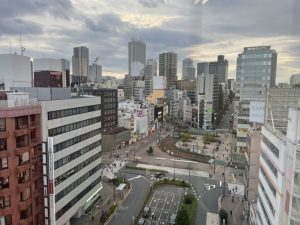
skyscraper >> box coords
[209,55,228,84]
[236,46,277,152]
[236,46,277,101]
[72,46,89,83]
[88,63,102,82]
[197,62,209,75]
[159,52,177,89]
[128,39,146,77]
[144,59,157,97]
[182,58,195,80]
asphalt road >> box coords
[108,173,150,225]
[112,168,227,225]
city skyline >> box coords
[0,0,299,82]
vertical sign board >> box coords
[48,137,56,225]
[249,101,265,123]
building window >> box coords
[55,164,101,202]
[16,135,29,148]
[54,140,101,169]
[262,136,279,158]
[0,176,9,189]
[261,151,278,178]
[48,116,101,137]
[0,196,10,208]
[47,104,101,120]
[20,205,32,219]
[0,139,7,151]
[55,177,101,219]
[16,116,28,129]
[260,167,276,197]
[0,118,5,132]
[0,157,8,170]
[53,128,101,153]
[55,152,101,185]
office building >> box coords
[0,91,44,225]
[209,55,228,84]
[197,62,209,75]
[182,58,195,80]
[0,54,33,90]
[72,46,89,83]
[128,39,146,77]
[41,90,102,225]
[159,52,177,88]
[34,58,70,88]
[144,59,157,97]
[132,80,145,102]
[290,74,300,87]
[80,88,118,131]
[102,127,131,152]
[236,46,277,152]
[88,63,102,83]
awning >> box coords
[116,183,126,191]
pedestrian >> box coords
[230,210,232,216]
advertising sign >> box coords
[249,101,265,123]
[48,137,56,225]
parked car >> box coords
[154,172,165,179]
[169,213,176,225]
[143,207,151,218]
[138,218,146,225]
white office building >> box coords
[41,95,102,225]
[257,108,300,225]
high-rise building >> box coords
[0,54,33,90]
[0,91,44,225]
[236,46,277,152]
[257,108,300,225]
[123,74,132,99]
[182,58,195,80]
[72,46,89,83]
[88,63,102,83]
[144,59,157,97]
[197,62,209,75]
[159,52,177,89]
[236,47,277,101]
[290,74,300,87]
[128,39,146,77]
[209,55,228,84]
[132,80,145,102]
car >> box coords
[154,172,165,179]
[143,206,151,218]
[169,213,177,225]
[138,218,146,225]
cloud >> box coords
[0,0,299,81]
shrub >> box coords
[219,208,228,224]
[176,208,190,225]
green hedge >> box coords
[176,194,197,225]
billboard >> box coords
[48,137,56,225]
[249,101,265,123]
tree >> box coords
[148,146,153,155]
[176,208,190,225]
[219,208,228,224]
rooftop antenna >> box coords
[19,32,25,56]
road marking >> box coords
[204,184,216,190]
[219,181,222,187]
[127,175,142,181]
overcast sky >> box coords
[0,0,299,82]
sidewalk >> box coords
[220,195,246,225]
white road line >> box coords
[127,175,142,181]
